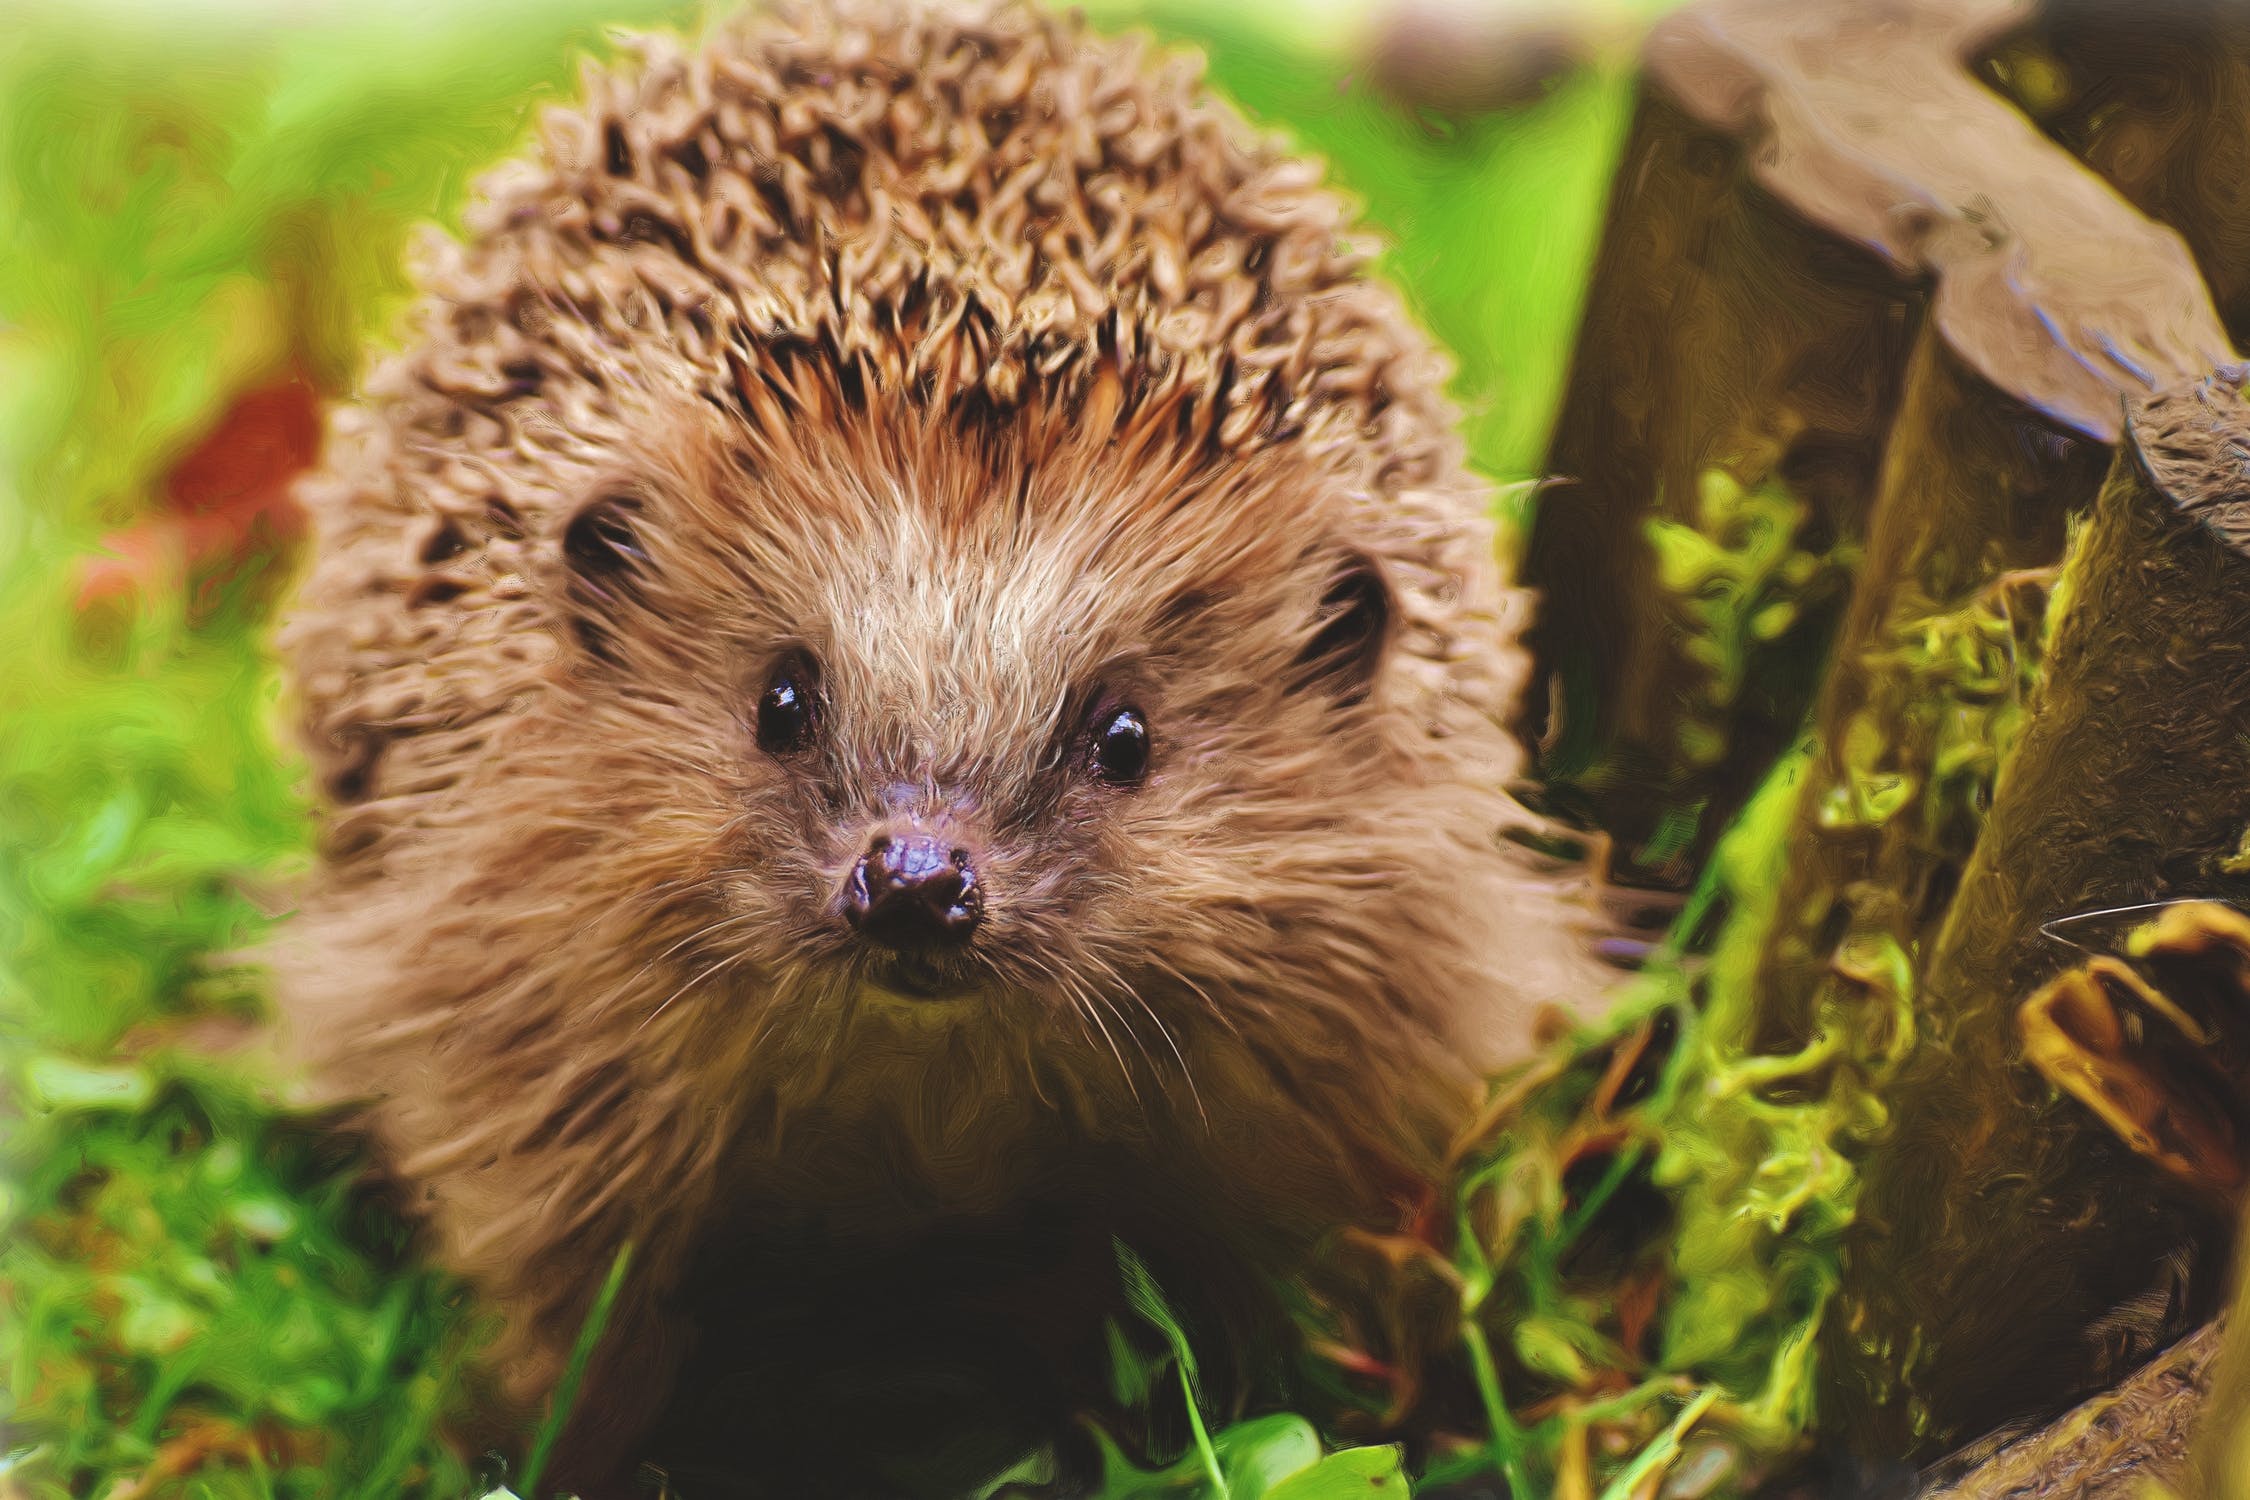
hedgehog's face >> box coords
[739,640,1158,1004]
[532,397,1500,1097]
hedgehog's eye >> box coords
[1089,705,1150,787]
[757,654,821,756]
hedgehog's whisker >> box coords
[1015,1025,1058,1112]
[1064,971,1145,1116]
[1124,986,1206,1130]
[621,910,763,999]
[1081,950,1207,1129]
[1034,955,1139,1113]
[1039,968,1108,1086]
[636,945,755,1034]
[732,959,807,1063]
[1093,987,1159,1080]
[1139,952,1247,1041]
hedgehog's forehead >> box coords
[633,381,1347,723]
[722,389,1336,610]
[810,499,1119,732]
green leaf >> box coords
[1116,1239,1226,1496]
[1080,1414,1400,1500]
[517,1241,633,1499]
[1512,1315,1595,1387]
[1213,1414,1323,1499]
[1264,1446,1407,1498]
[19,1056,155,1113]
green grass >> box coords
[0,3,1874,1497]
[0,5,696,1493]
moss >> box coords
[1610,467,1860,870]
[1645,470,1859,774]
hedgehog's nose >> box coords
[844,834,982,949]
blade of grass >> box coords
[1594,1388,1716,1500]
[1114,1239,1227,1499]
[517,1240,634,1499]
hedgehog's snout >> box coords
[843,832,983,951]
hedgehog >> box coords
[271,1,1616,1492]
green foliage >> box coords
[1349,459,1878,1496]
[1650,754,1869,1445]
[1408,526,2062,1496]
[1094,1247,1408,1500]
[0,558,484,1498]
[0,4,686,1494]
[0,0,696,555]
[1646,470,1859,773]
[1377,752,1877,1499]
[1083,1416,1407,1500]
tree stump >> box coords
[1836,371,2250,1461]
[1525,0,2250,1477]
[1526,0,2229,887]
[1919,1321,2220,1499]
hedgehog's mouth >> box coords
[869,951,981,1003]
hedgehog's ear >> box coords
[561,492,650,659]
[1294,552,1392,705]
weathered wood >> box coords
[1524,0,2234,887]
[1652,0,2233,442]
[1912,903,2250,1497]
[1745,333,2103,1057]
[1824,370,2250,1460]
[1916,1321,2219,1500]
[1983,1,2250,344]
[1524,85,1912,884]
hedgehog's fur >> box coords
[273,0,1613,1491]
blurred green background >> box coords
[0,0,1658,1493]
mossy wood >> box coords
[1821,374,2250,1462]
[1744,333,2102,1063]
[1919,1322,2219,1500]
[1526,0,2232,886]
[1530,0,2250,1483]
[1524,83,1911,885]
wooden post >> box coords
[1744,334,2105,1056]
[1524,0,2232,892]
[1524,84,1917,886]
[1825,370,2250,1459]
[1524,0,2250,1461]
[1984,2,2250,336]
[1919,1323,2218,1498]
